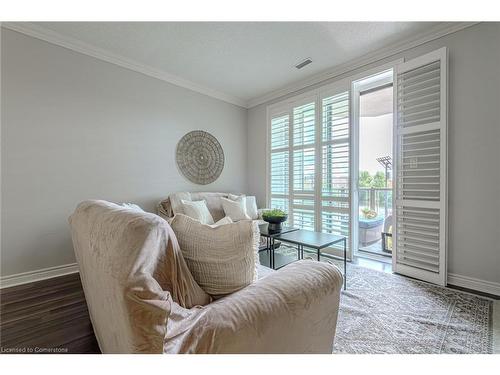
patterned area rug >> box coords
[276,246,493,354]
[332,262,493,354]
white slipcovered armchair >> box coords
[69,200,343,354]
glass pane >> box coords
[271,114,289,149]
[358,82,393,257]
[322,92,349,142]
[321,210,350,251]
[322,143,349,196]
[270,151,289,194]
[293,102,315,146]
[293,148,315,192]
[293,208,315,231]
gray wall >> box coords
[1,29,248,276]
[247,22,500,284]
[2,24,500,285]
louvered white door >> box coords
[393,48,448,285]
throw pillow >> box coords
[170,214,259,296]
[181,200,215,225]
[228,193,243,201]
[221,197,251,221]
[228,194,258,220]
[244,196,259,220]
[210,216,233,227]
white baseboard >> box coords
[448,273,500,297]
[0,263,79,289]
[2,262,498,297]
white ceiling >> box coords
[32,22,447,106]
[360,86,393,117]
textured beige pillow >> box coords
[221,197,251,221]
[181,199,214,225]
[170,214,259,296]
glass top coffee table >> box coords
[259,227,347,290]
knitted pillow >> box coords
[170,214,259,297]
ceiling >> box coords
[32,22,447,106]
[360,86,393,117]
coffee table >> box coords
[260,228,347,290]
[259,226,299,269]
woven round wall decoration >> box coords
[175,130,224,185]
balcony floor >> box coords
[358,239,391,258]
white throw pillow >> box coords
[210,216,233,227]
[181,200,215,225]
[221,197,251,221]
[244,196,259,220]
[170,214,259,296]
[228,193,242,201]
[228,194,259,220]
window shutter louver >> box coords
[393,48,447,285]
[269,114,290,216]
[291,101,316,230]
[320,91,351,252]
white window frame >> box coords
[266,60,403,261]
[351,61,402,255]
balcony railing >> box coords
[359,187,392,218]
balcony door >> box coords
[353,70,394,259]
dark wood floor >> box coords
[1,258,496,354]
[0,273,100,354]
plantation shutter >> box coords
[269,112,290,215]
[291,101,316,230]
[319,91,351,253]
[393,47,448,285]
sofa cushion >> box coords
[170,214,259,297]
[181,199,215,225]
[169,192,191,215]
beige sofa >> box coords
[69,200,343,353]
[158,191,272,249]
[157,191,264,223]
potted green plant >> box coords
[262,209,288,233]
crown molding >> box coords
[1,22,248,108]
[247,22,480,108]
[2,22,481,110]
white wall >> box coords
[1,29,248,276]
[246,23,500,285]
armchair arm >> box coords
[165,260,343,353]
